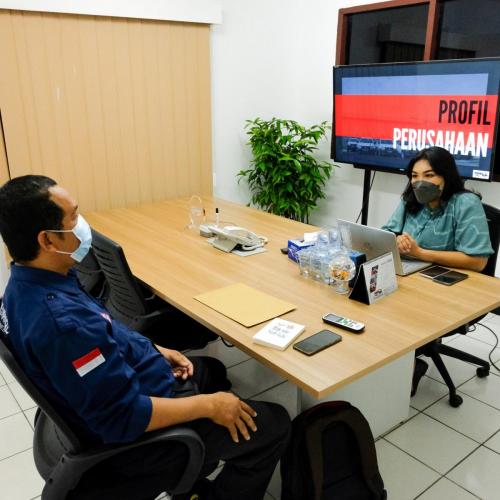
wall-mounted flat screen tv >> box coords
[331,58,500,181]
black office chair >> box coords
[91,229,217,350]
[73,248,108,300]
[416,203,500,407]
[0,333,205,500]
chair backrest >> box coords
[482,203,500,277]
[90,229,149,323]
[0,333,83,453]
[73,248,107,298]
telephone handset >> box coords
[208,225,267,252]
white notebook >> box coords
[252,318,305,351]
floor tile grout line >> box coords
[377,407,422,441]
[245,380,288,400]
[426,369,476,388]
[437,443,488,498]
[382,432,483,479]
[411,390,449,413]
[481,441,500,456]
[454,385,500,412]
[0,408,24,422]
[466,330,500,348]
[412,475,446,499]
[5,380,32,412]
[413,370,500,414]
[439,442,482,477]
[418,410,489,446]
[413,473,482,500]
[480,428,500,448]
[442,475,483,499]
[225,356,253,371]
[0,446,33,463]
[380,437,445,476]
[483,428,500,450]
[22,408,35,430]
[384,409,493,473]
[442,336,500,366]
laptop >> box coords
[337,219,433,276]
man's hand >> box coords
[396,232,422,258]
[157,346,193,380]
[209,392,258,443]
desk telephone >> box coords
[207,225,267,253]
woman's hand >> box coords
[397,232,422,258]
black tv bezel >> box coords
[331,57,500,182]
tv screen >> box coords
[332,58,500,181]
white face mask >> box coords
[46,215,92,263]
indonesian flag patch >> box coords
[72,348,105,377]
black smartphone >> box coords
[419,265,450,278]
[293,330,342,356]
[433,270,468,286]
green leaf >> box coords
[239,116,336,221]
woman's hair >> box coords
[402,146,478,213]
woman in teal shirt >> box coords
[383,146,494,395]
[383,146,493,272]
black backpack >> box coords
[281,401,387,500]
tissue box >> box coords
[287,238,315,262]
[348,250,367,287]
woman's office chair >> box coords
[0,333,205,500]
[90,229,217,350]
[416,203,500,407]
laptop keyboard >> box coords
[401,259,429,274]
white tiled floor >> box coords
[2,315,500,499]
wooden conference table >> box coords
[85,197,500,402]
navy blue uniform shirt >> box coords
[0,264,176,444]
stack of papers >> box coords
[252,318,305,351]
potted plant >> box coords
[237,117,334,223]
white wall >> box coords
[210,0,500,236]
[0,0,222,23]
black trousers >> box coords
[70,357,291,500]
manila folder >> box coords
[194,283,296,327]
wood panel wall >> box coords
[0,118,9,185]
[0,10,212,211]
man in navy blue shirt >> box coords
[0,175,290,500]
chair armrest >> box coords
[43,427,204,499]
[131,307,171,333]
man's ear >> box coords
[37,231,58,253]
